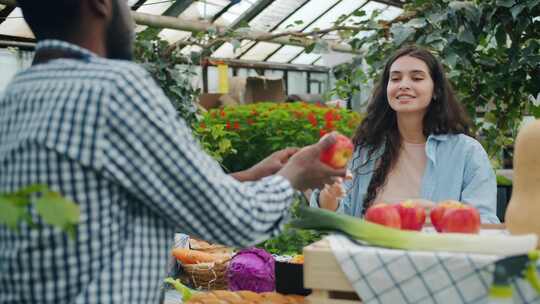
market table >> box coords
[303,224,540,304]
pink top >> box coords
[374,141,427,204]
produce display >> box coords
[364,200,481,234]
[291,205,537,255]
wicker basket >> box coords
[181,259,230,290]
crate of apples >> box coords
[365,200,480,234]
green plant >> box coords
[257,196,325,256]
[331,0,540,165]
[195,102,363,172]
[133,34,201,127]
[0,184,80,239]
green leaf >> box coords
[230,39,241,51]
[510,4,526,19]
[405,18,427,28]
[390,25,415,45]
[35,191,80,238]
[304,42,317,54]
[294,20,304,25]
[457,26,475,44]
[0,196,24,230]
[427,12,447,24]
[496,0,515,7]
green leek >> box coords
[290,206,537,255]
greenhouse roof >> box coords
[0,0,404,65]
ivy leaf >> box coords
[0,197,24,230]
[230,39,241,51]
[390,25,415,45]
[35,191,80,239]
[510,4,526,19]
[427,12,447,25]
[405,18,427,29]
[457,25,475,44]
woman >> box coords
[311,46,499,223]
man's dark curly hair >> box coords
[17,0,81,39]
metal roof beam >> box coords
[0,0,355,54]
[370,0,404,8]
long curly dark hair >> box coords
[352,46,472,214]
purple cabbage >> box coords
[227,247,275,292]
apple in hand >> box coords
[394,200,426,231]
[365,203,401,229]
[320,133,354,169]
[430,200,463,232]
[439,205,481,234]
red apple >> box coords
[394,200,426,231]
[430,200,463,232]
[365,203,401,229]
[320,133,354,169]
[439,206,480,234]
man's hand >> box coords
[277,132,348,191]
[230,147,299,182]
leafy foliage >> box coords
[0,185,80,239]
[133,34,201,127]
[331,0,540,165]
[195,102,363,172]
[258,196,325,256]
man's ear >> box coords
[87,0,113,19]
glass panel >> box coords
[213,0,256,26]
[288,71,307,94]
[265,70,284,78]
[158,29,192,44]
[276,0,339,31]
[304,0,367,32]
[135,0,172,15]
[211,40,256,58]
[291,52,321,65]
[248,0,307,31]
[266,45,303,63]
[240,42,281,61]
[342,1,387,25]
[0,8,33,38]
[0,49,19,94]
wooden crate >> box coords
[302,224,506,303]
[303,239,361,304]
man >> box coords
[0,0,346,303]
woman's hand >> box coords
[318,171,352,211]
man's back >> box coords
[0,40,295,303]
[0,42,175,303]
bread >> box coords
[186,291,305,304]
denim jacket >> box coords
[310,134,500,223]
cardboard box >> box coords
[199,76,286,109]
[244,76,286,104]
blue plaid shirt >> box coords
[0,40,294,303]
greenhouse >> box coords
[0,1,539,303]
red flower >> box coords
[250,110,258,116]
[307,112,318,127]
[220,110,226,117]
[210,111,217,118]
[324,110,334,122]
[319,129,328,138]
[324,120,335,130]
[233,121,240,130]
[226,121,231,129]
[199,122,206,129]
[247,119,254,125]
